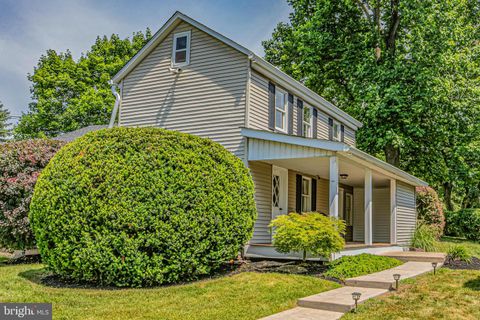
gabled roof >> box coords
[112,11,363,130]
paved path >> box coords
[260,252,445,320]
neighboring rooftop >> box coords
[53,125,108,142]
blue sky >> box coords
[0,0,291,120]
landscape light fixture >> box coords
[432,262,438,275]
[393,273,401,290]
[351,292,361,312]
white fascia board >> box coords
[241,128,349,152]
[112,11,252,83]
[250,56,363,130]
[343,147,428,187]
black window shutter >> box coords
[296,174,302,212]
[341,125,345,142]
[297,99,304,136]
[288,94,294,135]
[312,108,318,139]
[268,82,275,130]
[328,118,334,140]
[311,178,317,211]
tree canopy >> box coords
[14,30,152,139]
[0,101,10,142]
[263,0,480,209]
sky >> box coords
[0,0,291,122]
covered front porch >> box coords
[241,128,425,260]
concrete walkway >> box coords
[260,252,445,320]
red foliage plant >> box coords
[0,139,64,250]
[416,186,445,236]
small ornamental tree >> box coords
[30,127,257,287]
[270,212,345,261]
[416,186,445,236]
[0,139,64,250]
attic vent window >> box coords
[172,31,191,67]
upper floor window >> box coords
[303,106,313,138]
[275,89,287,133]
[301,176,312,212]
[172,31,191,67]
[332,120,341,141]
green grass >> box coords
[0,256,8,263]
[436,236,480,257]
[341,268,480,320]
[324,254,403,280]
[0,264,339,320]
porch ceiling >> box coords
[262,157,390,187]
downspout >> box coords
[108,80,121,128]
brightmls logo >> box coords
[0,304,51,320]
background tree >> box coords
[14,30,151,139]
[263,0,480,209]
[0,101,11,142]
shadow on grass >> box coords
[464,277,480,291]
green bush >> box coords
[444,209,480,241]
[0,139,64,250]
[270,212,345,261]
[324,254,403,280]
[416,186,445,234]
[447,245,472,263]
[410,222,438,251]
[30,127,257,287]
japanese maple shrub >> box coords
[270,212,345,261]
[0,139,64,250]
[416,186,445,235]
[30,127,257,287]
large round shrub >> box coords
[0,139,64,250]
[30,128,257,287]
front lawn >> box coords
[436,236,480,257]
[341,268,480,319]
[0,263,339,320]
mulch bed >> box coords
[444,256,480,270]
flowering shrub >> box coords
[416,186,445,235]
[0,139,64,250]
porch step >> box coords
[259,307,343,320]
[297,286,388,313]
[378,251,446,263]
[345,261,441,290]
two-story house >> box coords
[109,11,427,259]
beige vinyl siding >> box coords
[120,21,248,158]
[396,182,417,245]
[344,126,356,146]
[353,187,392,243]
[249,161,272,243]
[317,110,330,140]
[317,178,329,214]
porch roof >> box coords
[241,128,428,187]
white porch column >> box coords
[390,179,397,244]
[329,156,339,218]
[364,169,373,245]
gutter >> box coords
[108,80,121,128]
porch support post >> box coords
[329,156,339,218]
[364,169,373,245]
[390,179,397,244]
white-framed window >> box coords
[332,120,341,141]
[172,31,191,67]
[275,89,288,133]
[303,106,313,138]
[301,176,312,212]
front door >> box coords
[272,166,288,220]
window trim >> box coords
[302,105,313,138]
[301,176,312,212]
[332,120,341,141]
[274,88,288,133]
[172,31,191,67]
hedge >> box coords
[30,127,257,287]
[445,209,480,241]
[0,139,64,250]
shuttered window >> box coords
[301,176,312,212]
[302,105,313,138]
[274,89,288,133]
